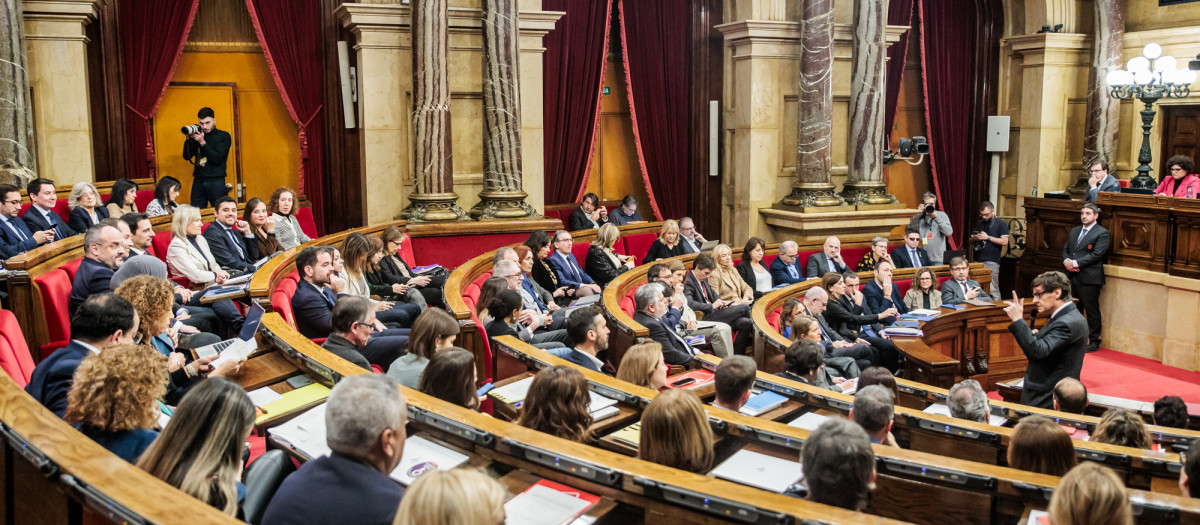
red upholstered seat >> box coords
[134,189,155,212]
[471,271,493,291]
[152,231,173,264]
[937,276,953,288]
[272,275,300,327]
[767,307,781,332]
[397,236,417,268]
[762,252,780,268]
[19,201,71,224]
[0,310,36,387]
[1118,179,1130,189]
[60,258,83,281]
[571,242,591,271]
[840,247,870,269]
[895,279,913,297]
[543,209,569,230]
[619,296,635,317]
[621,233,657,263]
[294,206,319,239]
[34,269,72,356]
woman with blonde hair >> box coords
[1092,408,1153,450]
[616,342,670,390]
[166,205,228,288]
[903,267,942,310]
[65,344,167,463]
[709,244,754,304]
[516,366,594,443]
[1048,462,1132,525]
[267,186,312,250]
[1007,415,1077,476]
[639,388,714,473]
[138,378,254,516]
[642,219,684,264]
[342,233,420,328]
[586,223,635,288]
[393,467,507,525]
[67,181,109,233]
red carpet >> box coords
[1079,349,1200,405]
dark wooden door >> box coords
[1161,105,1200,179]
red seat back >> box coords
[152,231,173,264]
[937,276,953,289]
[272,277,299,327]
[19,201,71,224]
[471,271,493,290]
[34,269,73,347]
[294,206,319,239]
[397,237,417,269]
[840,247,870,269]
[762,252,780,268]
[621,233,657,263]
[895,279,913,297]
[619,296,635,317]
[571,242,590,271]
[0,310,35,387]
[767,307,782,332]
[61,258,83,281]
[543,209,569,230]
[134,189,156,212]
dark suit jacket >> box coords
[1008,303,1088,408]
[585,245,626,288]
[291,281,340,339]
[261,452,404,525]
[561,347,603,373]
[861,280,907,322]
[642,240,684,264]
[806,252,847,279]
[320,334,372,370]
[25,341,92,418]
[889,245,931,269]
[1062,224,1110,286]
[1085,174,1121,203]
[202,222,260,272]
[22,206,78,240]
[824,295,883,340]
[769,256,805,286]
[940,278,983,305]
[0,216,41,258]
[69,257,115,316]
[547,250,594,288]
[567,207,605,231]
[682,271,719,316]
[633,311,693,366]
[68,206,109,236]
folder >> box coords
[389,436,469,486]
[739,391,787,417]
[667,369,714,390]
[787,411,829,432]
[504,479,600,525]
[489,376,535,405]
[610,422,641,447]
[256,383,331,424]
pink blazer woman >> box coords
[1155,173,1200,198]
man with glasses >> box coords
[678,217,707,254]
[940,256,983,305]
[770,240,806,286]
[890,228,931,269]
[493,259,570,344]
[798,286,875,373]
[68,224,126,316]
[1084,161,1120,203]
[320,296,380,371]
[971,201,1008,301]
[547,230,600,296]
[0,183,54,258]
[1003,271,1087,409]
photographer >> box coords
[182,107,232,208]
[906,192,953,265]
[972,201,1009,302]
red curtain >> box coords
[120,0,200,181]
[542,0,613,206]
[883,0,915,144]
[618,0,689,221]
[917,0,979,250]
[244,0,326,233]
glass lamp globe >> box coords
[1134,69,1153,85]
[1154,55,1177,72]
[1128,56,1150,73]
[1143,43,1163,60]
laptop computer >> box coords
[699,239,720,252]
[194,302,266,361]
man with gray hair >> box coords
[801,417,876,510]
[678,216,707,254]
[770,240,805,286]
[69,224,125,316]
[262,374,407,525]
[798,286,876,373]
[947,378,990,424]
[632,282,694,365]
[908,191,953,265]
[850,385,897,446]
[492,258,569,345]
[492,246,517,267]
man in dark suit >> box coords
[22,178,78,240]
[683,254,754,355]
[68,224,125,316]
[319,296,377,371]
[562,306,610,373]
[546,230,601,296]
[798,286,877,372]
[567,192,607,231]
[261,375,406,525]
[940,256,984,305]
[860,261,908,324]
[0,183,53,258]
[26,293,140,418]
[203,197,260,273]
[1062,203,1110,353]
[1003,271,1088,409]
[890,228,931,269]
[632,282,695,366]
[769,240,806,286]
[1084,161,1122,203]
[806,236,848,278]
[291,246,407,370]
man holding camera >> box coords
[972,201,1009,302]
[907,192,953,265]
[182,107,232,208]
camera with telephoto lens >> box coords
[973,231,987,254]
[181,124,201,136]
[923,204,936,215]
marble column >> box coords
[0,0,37,184]
[780,0,843,208]
[471,0,535,220]
[842,0,895,205]
[1069,0,1124,198]
[400,0,466,222]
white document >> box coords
[505,484,593,525]
[490,376,536,404]
[389,435,469,486]
[787,412,830,432]
[709,449,803,493]
[247,387,284,407]
[587,392,620,421]
[268,404,331,460]
[923,403,1006,426]
[1026,509,1049,525]
[908,308,941,316]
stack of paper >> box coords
[739,391,787,417]
[269,404,332,459]
[709,449,803,493]
[881,326,923,337]
[504,479,599,525]
[610,422,641,447]
[489,376,535,405]
[588,392,619,421]
[908,308,941,317]
[389,436,470,485]
[922,403,1006,426]
[787,412,829,432]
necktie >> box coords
[5,220,26,242]
[786,263,798,280]
[662,319,693,353]
[911,249,919,266]
[563,253,580,281]
[45,211,62,240]
[828,256,838,272]
[225,226,246,260]
[321,286,335,306]
[699,276,710,302]
[961,281,968,296]
[1077,227,1089,245]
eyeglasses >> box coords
[355,320,379,333]
[1170,167,1185,172]
[3,199,20,206]
[680,227,695,232]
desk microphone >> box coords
[1029,305,1040,331]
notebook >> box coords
[504,479,600,525]
[787,412,830,432]
[489,376,535,405]
[389,436,470,486]
[710,449,803,493]
[922,403,1006,426]
[610,422,641,447]
[268,403,333,459]
[965,299,996,307]
[255,383,332,424]
[881,326,923,337]
[739,391,787,417]
[907,308,941,317]
[588,391,620,421]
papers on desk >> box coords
[610,422,641,447]
[490,376,535,405]
[787,412,830,432]
[269,403,332,460]
[1026,510,1049,525]
[965,299,995,307]
[908,308,941,317]
[837,377,860,395]
[255,383,331,424]
[222,272,254,286]
[504,479,600,525]
[739,391,787,417]
[389,435,469,485]
[881,326,923,337]
[202,283,249,300]
[588,392,619,421]
[247,387,284,407]
[210,338,257,370]
[710,449,803,493]
[923,403,1007,426]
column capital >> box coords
[336,4,562,34]
[22,0,98,42]
[717,21,909,50]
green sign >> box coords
[603,86,611,95]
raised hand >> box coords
[1003,291,1024,322]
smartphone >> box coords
[286,375,315,389]
[476,382,495,397]
[671,377,696,387]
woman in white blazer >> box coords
[166,205,229,288]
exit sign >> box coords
[603,86,611,95]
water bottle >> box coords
[1188,185,1195,199]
